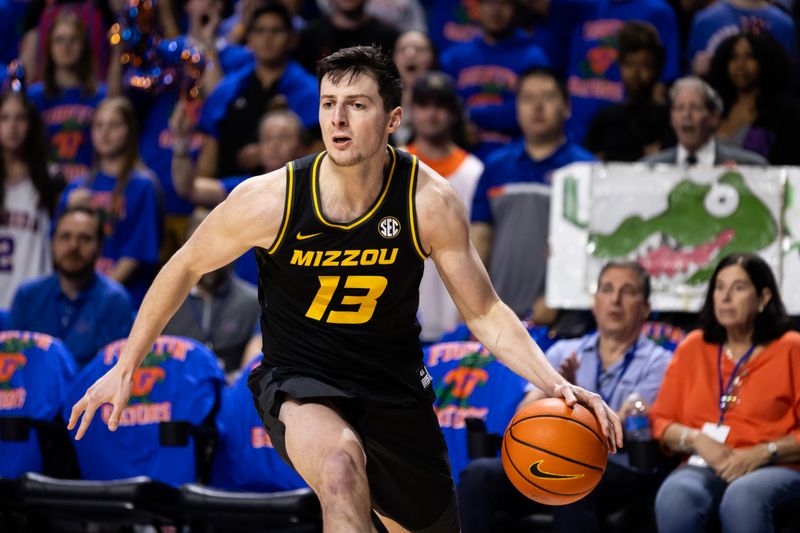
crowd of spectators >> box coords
[1,0,799,529]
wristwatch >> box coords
[767,441,778,465]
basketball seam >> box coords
[508,428,606,473]
[502,437,592,497]
[511,414,607,449]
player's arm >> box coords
[417,166,622,450]
[470,222,492,267]
[68,170,286,439]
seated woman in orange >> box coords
[650,253,800,533]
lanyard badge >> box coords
[717,343,756,424]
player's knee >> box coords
[319,449,364,500]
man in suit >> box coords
[641,76,767,166]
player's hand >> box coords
[68,365,133,440]
[554,383,623,453]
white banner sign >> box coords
[548,163,798,313]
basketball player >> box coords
[68,46,622,533]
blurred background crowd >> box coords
[1,0,800,531]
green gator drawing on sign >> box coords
[587,172,777,283]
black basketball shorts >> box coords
[247,364,459,532]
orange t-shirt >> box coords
[405,144,469,178]
[650,330,800,449]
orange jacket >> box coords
[650,330,800,448]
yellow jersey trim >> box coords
[311,146,397,230]
[267,162,294,255]
[408,155,428,260]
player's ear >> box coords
[387,106,403,133]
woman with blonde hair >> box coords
[58,97,161,307]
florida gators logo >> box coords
[460,0,480,23]
[0,354,26,383]
[443,367,489,400]
[586,46,618,77]
[132,367,165,398]
[435,350,493,406]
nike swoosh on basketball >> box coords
[296,231,323,241]
[528,460,584,480]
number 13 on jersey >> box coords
[306,275,388,324]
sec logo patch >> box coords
[378,216,401,239]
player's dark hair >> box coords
[317,46,403,112]
[247,2,293,35]
[518,67,569,103]
[598,261,651,302]
[617,21,665,77]
[700,253,791,345]
[54,205,104,244]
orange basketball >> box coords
[501,398,608,506]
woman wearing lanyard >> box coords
[651,253,800,533]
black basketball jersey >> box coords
[255,146,435,404]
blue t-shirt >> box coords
[426,341,529,485]
[471,140,595,224]
[424,0,482,52]
[27,83,106,183]
[57,169,162,307]
[210,355,307,491]
[426,0,563,66]
[63,336,224,486]
[563,0,680,144]
[0,331,76,477]
[687,0,798,71]
[441,32,550,160]
[198,60,320,139]
[7,273,134,368]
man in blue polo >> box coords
[470,67,594,320]
[7,207,134,368]
[458,261,674,533]
[196,2,319,179]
